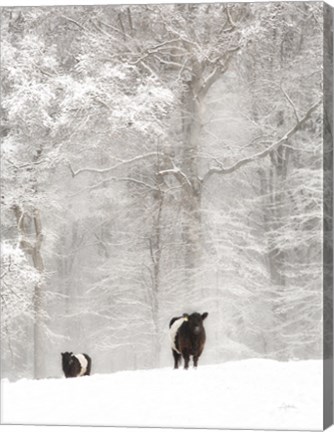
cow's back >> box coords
[169,316,186,353]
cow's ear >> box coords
[202,312,208,320]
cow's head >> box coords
[187,312,208,335]
[61,352,73,364]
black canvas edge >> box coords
[323,1,334,430]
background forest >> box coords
[1,2,326,380]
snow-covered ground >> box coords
[1,359,322,430]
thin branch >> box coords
[224,6,237,32]
[60,15,87,31]
[139,60,159,79]
[280,84,300,122]
[94,97,113,111]
[69,152,164,177]
[178,58,190,80]
[152,54,191,71]
[148,238,156,266]
[117,12,126,41]
[158,161,192,188]
[89,18,113,38]
[148,38,183,52]
[129,53,151,65]
[98,19,127,38]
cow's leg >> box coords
[183,351,190,370]
[193,355,200,368]
[84,356,91,376]
[172,350,181,369]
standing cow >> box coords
[169,312,208,369]
[61,352,92,378]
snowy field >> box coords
[1,359,322,430]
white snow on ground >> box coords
[1,359,322,430]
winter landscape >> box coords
[1,1,332,429]
[1,360,323,429]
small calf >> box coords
[61,352,92,378]
[169,312,208,369]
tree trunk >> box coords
[268,148,288,287]
[149,163,165,366]
[181,79,204,284]
[13,206,45,378]
[259,144,290,360]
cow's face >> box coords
[188,312,208,335]
[61,352,73,364]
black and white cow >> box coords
[61,352,92,378]
[169,312,208,369]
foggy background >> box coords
[1,1,326,380]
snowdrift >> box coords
[1,359,322,430]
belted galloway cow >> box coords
[61,352,92,378]
[169,312,208,369]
